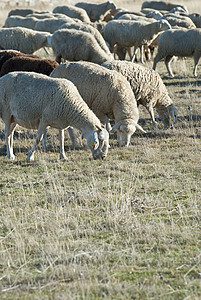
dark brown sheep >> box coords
[0,50,39,71]
[0,55,59,77]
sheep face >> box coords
[113,119,137,147]
[159,20,171,31]
[157,104,178,128]
[87,128,109,160]
[113,119,146,146]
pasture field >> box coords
[0,1,201,299]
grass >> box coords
[0,1,201,299]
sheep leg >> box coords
[59,129,67,160]
[41,128,47,151]
[127,47,133,60]
[165,55,174,77]
[131,46,138,63]
[5,120,16,160]
[147,105,158,129]
[153,52,163,70]
[67,127,78,149]
[193,54,200,77]
[140,45,145,64]
[26,122,46,161]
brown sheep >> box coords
[0,55,59,77]
[0,50,39,72]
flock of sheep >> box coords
[0,0,200,161]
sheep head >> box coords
[86,126,109,160]
[159,20,171,31]
[157,104,178,128]
[112,119,146,147]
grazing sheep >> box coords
[50,61,146,147]
[141,1,189,14]
[0,27,52,54]
[153,28,201,77]
[0,56,59,77]
[0,50,39,71]
[162,13,196,29]
[0,71,109,161]
[8,8,40,17]
[188,13,201,28]
[34,17,76,33]
[27,12,69,20]
[114,10,145,20]
[50,28,112,64]
[103,19,171,63]
[102,60,178,128]
[59,22,112,57]
[3,15,39,29]
[75,1,117,22]
[53,4,90,23]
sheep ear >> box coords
[136,124,146,133]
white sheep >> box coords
[50,61,146,147]
[34,17,76,33]
[0,27,51,54]
[53,4,90,23]
[189,13,201,28]
[141,1,189,14]
[0,71,109,161]
[27,12,69,20]
[103,19,171,63]
[75,1,116,22]
[50,28,112,64]
[101,60,178,129]
[3,15,39,29]
[153,28,201,77]
[162,13,196,29]
[58,22,113,57]
[8,8,40,17]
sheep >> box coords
[113,10,145,20]
[153,28,201,77]
[188,13,201,28]
[161,13,196,29]
[26,12,68,20]
[0,50,39,71]
[0,71,109,161]
[3,15,40,29]
[103,19,171,63]
[0,56,59,77]
[8,8,40,17]
[50,61,146,147]
[58,22,112,57]
[101,60,178,129]
[50,28,112,64]
[75,1,117,22]
[0,27,52,54]
[34,17,76,33]
[53,4,90,23]
[141,1,189,14]
[0,50,77,148]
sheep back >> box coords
[0,56,59,77]
[50,61,139,124]
[101,60,173,109]
[0,27,51,54]
[53,5,90,22]
[75,1,116,22]
[50,29,112,64]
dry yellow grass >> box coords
[0,1,201,299]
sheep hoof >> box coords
[7,154,15,160]
[60,154,67,160]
